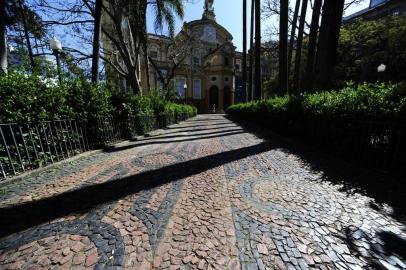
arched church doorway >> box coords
[209,85,219,112]
[223,86,231,109]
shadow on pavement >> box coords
[148,125,239,136]
[104,130,246,153]
[132,128,245,142]
[0,141,270,238]
[166,122,233,129]
[344,227,406,269]
[230,118,406,224]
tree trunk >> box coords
[91,0,102,83]
[242,0,247,101]
[302,0,322,92]
[128,67,141,95]
[141,2,150,94]
[288,0,301,74]
[314,0,345,90]
[248,0,255,101]
[292,0,308,94]
[142,41,151,94]
[278,0,289,95]
[18,0,35,69]
[254,0,261,100]
[0,0,7,74]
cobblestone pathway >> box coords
[0,115,405,270]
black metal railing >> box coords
[0,119,89,178]
[0,112,196,179]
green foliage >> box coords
[163,103,197,116]
[0,72,113,122]
[337,15,406,84]
[227,82,406,121]
[0,72,197,124]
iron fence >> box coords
[0,112,195,179]
[0,119,89,178]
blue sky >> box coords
[147,0,369,52]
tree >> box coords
[302,0,322,92]
[141,0,184,93]
[292,0,307,93]
[96,0,184,94]
[314,0,345,90]
[278,0,289,95]
[336,15,406,84]
[148,31,202,99]
[0,0,7,73]
[242,0,247,101]
[91,0,102,83]
[288,0,300,73]
[17,0,35,68]
[254,0,261,100]
[248,0,255,101]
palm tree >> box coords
[292,0,308,93]
[279,0,289,95]
[152,0,184,37]
[144,0,184,92]
[302,0,322,92]
[248,0,255,101]
[254,0,261,100]
[91,0,102,83]
[314,0,345,90]
[242,0,247,101]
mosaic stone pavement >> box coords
[0,114,405,270]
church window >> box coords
[193,79,202,99]
[193,57,200,66]
[175,77,186,99]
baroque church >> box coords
[140,0,243,113]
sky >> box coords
[146,0,370,52]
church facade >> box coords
[140,1,242,113]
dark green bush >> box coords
[227,83,406,176]
[228,82,406,121]
[0,72,112,122]
[0,72,197,124]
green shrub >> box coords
[228,82,406,121]
[0,72,113,122]
[0,72,197,124]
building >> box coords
[141,0,237,113]
[343,0,406,22]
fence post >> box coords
[27,124,39,162]
[9,125,25,171]
[0,158,6,178]
[18,125,32,166]
[0,125,16,175]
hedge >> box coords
[228,82,406,121]
[0,72,197,124]
[227,83,406,176]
